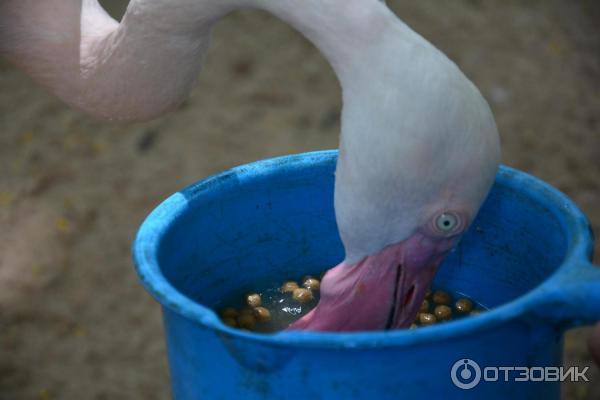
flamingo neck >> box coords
[251,0,397,84]
[1,0,401,120]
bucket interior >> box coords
[155,157,568,315]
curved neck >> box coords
[0,0,398,120]
[2,0,458,263]
[252,0,396,85]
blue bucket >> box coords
[133,150,600,399]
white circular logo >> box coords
[451,359,481,389]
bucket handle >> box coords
[530,261,600,329]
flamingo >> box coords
[0,0,500,331]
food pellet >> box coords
[246,293,261,308]
[419,313,437,325]
[432,290,450,305]
[281,281,299,293]
[217,279,485,332]
[302,277,320,290]
[253,306,271,322]
[237,313,256,330]
[220,307,239,319]
[293,288,314,303]
[455,298,474,314]
[434,304,452,321]
[239,307,254,316]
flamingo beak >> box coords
[286,233,457,332]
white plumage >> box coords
[0,0,500,331]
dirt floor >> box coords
[1,0,599,399]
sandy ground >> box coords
[1,0,599,399]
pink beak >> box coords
[287,233,454,331]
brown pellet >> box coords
[220,307,239,319]
[246,293,261,308]
[281,281,299,293]
[222,317,237,328]
[432,290,451,305]
[419,299,430,313]
[239,307,254,316]
[455,298,474,314]
[303,277,320,290]
[434,305,452,321]
[419,313,437,325]
[253,306,271,322]
[292,288,314,303]
[237,313,256,330]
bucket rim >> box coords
[132,150,594,349]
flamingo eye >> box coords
[433,212,462,235]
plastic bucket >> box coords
[133,150,600,399]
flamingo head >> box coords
[289,39,501,331]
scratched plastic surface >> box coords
[134,150,600,400]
